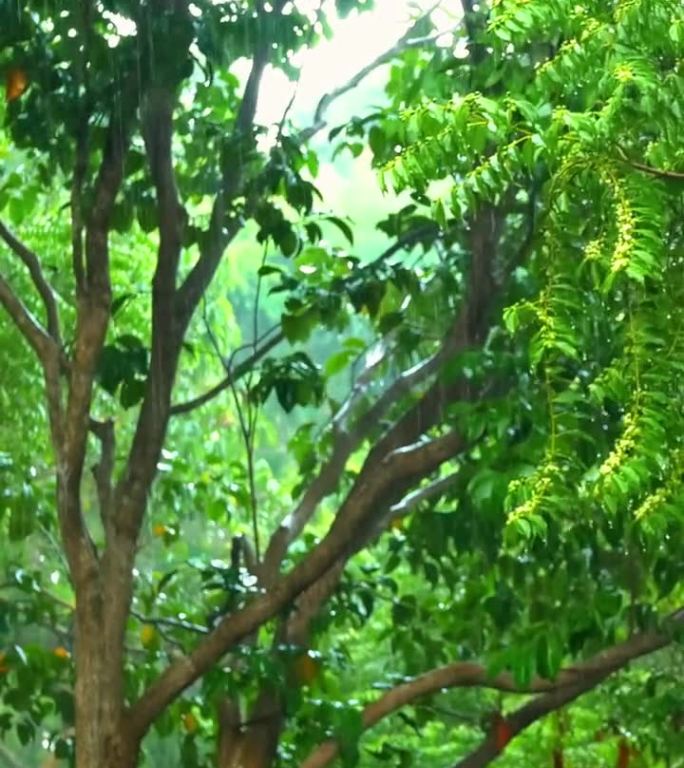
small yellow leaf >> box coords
[182,712,199,734]
[140,625,157,648]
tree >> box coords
[0,1,682,768]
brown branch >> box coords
[301,609,684,768]
[263,203,503,586]
[176,0,287,325]
[0,274,55,362]
[262,344,441,580]
[111,85,188,540]
[261,343,390,583]
[614,144,684,180]
[110,76,191,546]
[622,159,684,181]
[363,206,503,475]
[72,127,88,293]
[0,272,64,445]
[170,329,284,416]
[286,463,466,646]
[260,344,449,585]
[285,559,347,646]
[60,113,129,580]
[89,418,115,525]
[0,220,61,342]
[452,609,684,768]
[127,430,464,738]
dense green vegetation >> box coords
[0,1,682,767]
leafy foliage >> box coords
[0,1,682,768]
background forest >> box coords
[0,1,683,767]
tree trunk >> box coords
[73,576,140,768]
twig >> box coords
[131,610,208,635]
[614,144,684,180]
[170,328,283,416]
[387,469,460,518]
[297,6,451,143]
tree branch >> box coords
[60,112,129,580]
[131,610,208,636]
[621,159,684,180]
[0,274,56,362]
[298,4,451,143]
[127,430,465,737]
[170,328,284,416]
[89,418,115,526]
[176,0,287,325]
[0,220,61,342]
[263,204,503,585]
[0,270,64,445]
[451,609,684,768]
[301,609,684,768]
[387,469,460,519]
[261,346,443,584]
[111,84,188,542]
[285,461,469,647]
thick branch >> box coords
[112,85,187,540]
[262,343,391,581]
[363,207,502,473]
[176,0,286,324]
[286,462,467,646]
[0,220,61,342]
[452,610,684,768]
[264,206,502,584]
[127,430,464,737]
[261,346,448,584]
[60,114,128,580]
[302,609,684,768]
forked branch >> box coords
[128,429,465,737]
[0,274,56,363]
[0,220,61,343]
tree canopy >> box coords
[0,1,682,768]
